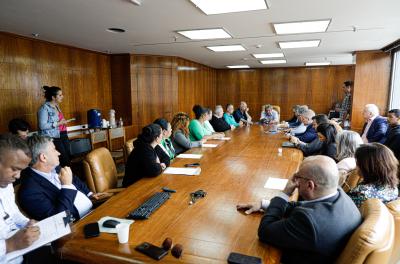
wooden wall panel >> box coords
[0,32,112,133]
[217,66,355,121]
[177,58,216,118]
[351,51,392,131]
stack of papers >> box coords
[202,144,218,148]
[264,177,288,190]
[164,167,201,176]
[176,154,203,159]
[215,137,231,141]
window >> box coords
[389,48,400,109]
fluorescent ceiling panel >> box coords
[253,53,284,58]
[190,0,268,15]
[260,60,287,64]
[273,20,331,35]
[206,45,246,52]
[227,65,250,68]
[278,40,320,49]
[177,28,232,40]
[305,62,331,66]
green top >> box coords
[189,119,206,141]
[161,138,175,160]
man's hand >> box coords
[230,125,235,131]
[160,163,167,170]
[91,192,112,201]
[239,121,244,127]
[59,166,73,185]
[283,178,299,196]
[6,220,40,253]
[236,202,262,215]
[290,136,300,144]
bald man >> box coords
[238,156,361,264]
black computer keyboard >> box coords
[127,192,171,219]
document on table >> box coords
[176,154,203,159]
[215,137,231,140]
[202,144,218,148]
[264,177,288,190]
[164,167,201,176]
[6,211,71,261]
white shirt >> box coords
[337,157,356,175]
[290,123,307,135]
[261,190,338,210]
[0,184,29,264]
[361,115,377,143]
[31,168,93,218]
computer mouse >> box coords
[102,219,120,228]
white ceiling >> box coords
[1,0,399,68]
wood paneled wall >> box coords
[216,66,355,121]
[351,50,392,131]
[0,32,112,132]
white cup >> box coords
[278,148,283,154]
[116,223,130,244]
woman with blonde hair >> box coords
[171,112,203,154]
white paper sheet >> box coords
[176,154,203,159]
[98,216,134,234]
[202,144,218,148]
[215,137,231,141]
[164,167,201,175]
[6,211,71,261]
[264,177,288,190]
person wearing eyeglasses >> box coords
[237,155,362,264]
[0,135,40,264]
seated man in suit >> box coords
[233,101,252,124]
[237,156,362,264]
[18,134,107,221]
[210,105,234,132]
[289,109,317,143]
[360,104,388,143]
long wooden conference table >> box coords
[57,125,303,263]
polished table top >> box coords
[57,125,303,264]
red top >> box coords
[58,112,67,132]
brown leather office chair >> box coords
[387,199,400,264]
[336,199,395,264]
[341,169,362,193]
[82,147,124,193]
[123,138,136,162]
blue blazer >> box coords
[18,167,91,221]
[295,124,317,143]
[361,116,388,143]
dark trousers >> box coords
[53,132,71,167]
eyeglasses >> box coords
[293,173,312,182]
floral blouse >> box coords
[347,183,399,208]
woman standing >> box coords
[37,86,72,166]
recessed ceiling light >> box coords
[273,20,331,35]
[177,28,232,40]
[305,62,331,66]
[190,0,269,15]
[260,59,287,64]
[278,40,320,49]
[227,65,250,69]
[107,28,126,33]
[177,66,198,71]
[253,53,284,58]
[206,45,246,52]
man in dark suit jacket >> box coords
[210,105,233,132]
[18,135,107,221]
[237,156,362,264]
[360,104,388,143]
[293,109,317,143]
[385,109,400,160]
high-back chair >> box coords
[123,138,136,162]
[336,199,395,264]
[82,147,124,193]
[341,169,362,193]
[386,199,400,264]
[89,130,109,150]
[108,127,126,164]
